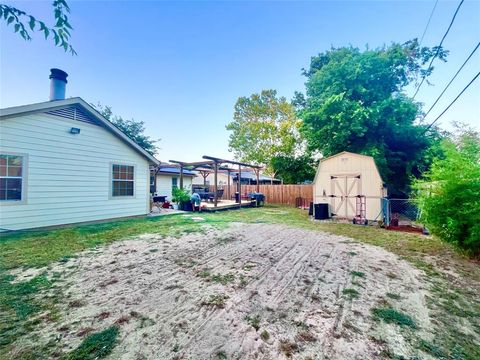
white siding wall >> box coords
[192,172,231,186]
[313,153,384,220]
[0,113,151,230]
[155,174,193,201]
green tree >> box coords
[226,90,302,175]
[0,0,75,54]
[414,126,480,254]
[300,40,447,194]
[270,155,317,184]
[96,104,159,156]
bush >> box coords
[414,130,480,255]
[172,187,191,204]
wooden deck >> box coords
[201,199,253,211]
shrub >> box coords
[414,130,480,255]
[172,187,191,204]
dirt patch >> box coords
[14,224,436,359]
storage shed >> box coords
[313,151,386,221]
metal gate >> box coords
[329,174,362,218]
[382,198,420,226]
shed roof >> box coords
[314,151,384,183]
[0,97,159,165]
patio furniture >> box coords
[249,192,265,207]
[153,195,167,203]
[207,189,224,202]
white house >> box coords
[0,69,159,231]
[192,169,280,186]
[192,169,232,186]
[152,165,195,201]
[313,151,386,220]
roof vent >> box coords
[49,68,68,101]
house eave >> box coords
[0,97,160,165]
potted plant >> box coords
[172,187,191,211]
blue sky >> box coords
[1,0,479,162]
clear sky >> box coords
[1,0,479,162]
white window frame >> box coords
[110,163,136,198]
[0,152,28,205]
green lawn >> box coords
[1,205,479,359]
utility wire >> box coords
[413,0,465,99]
[425,70,480,132]
[423,41,480,119]
[419,0,439,45]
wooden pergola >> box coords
[168,155,262,208]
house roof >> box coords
[0,97,159,165]
[156,167,196,177]
[233,171,281,182]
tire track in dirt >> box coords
[160,228,305,356]
[178,228,337,358]
[132,226,293,355]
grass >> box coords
[200,293,229,309]
[0,215,209,270]
[1,205,479,359]
[260,330,270,341]
[350,271,366,278]
[0,272,56,349]
[342,288,360,299]
[210,273,235,285]
[372,307,417,328]
[246,314,261,331]
[386,292,401,300]
[62,326,119,360]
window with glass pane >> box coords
[112,164,134,196]
[0,154,24,201]
[172,177,178,189]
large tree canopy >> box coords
[270,155,317,184]
[300,40,447,194]
[226,90,302,175]
[0,0,75,54]
[96,104,159,156]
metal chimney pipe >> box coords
[49,68,68,101]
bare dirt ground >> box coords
[19,223,436,359]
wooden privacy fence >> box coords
[205,184,313,206]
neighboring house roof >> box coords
[156,167,196,177]
[233,171,281,182]
[0,97,159,165]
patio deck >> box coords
[201,199,253,211]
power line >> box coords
[413,0,465,99]
[423,42,480,119]
[425,70,480,132]
[419,0,439,45]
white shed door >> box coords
[330,174,362,218]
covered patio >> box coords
[168,155,263,210]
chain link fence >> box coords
[382,198,420,226]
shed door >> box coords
[330,174,362,218]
